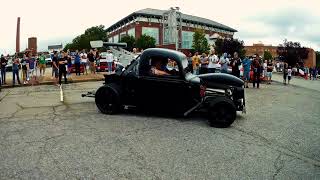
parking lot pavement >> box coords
[0,81,319,179]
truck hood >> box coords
[197,73,244,87]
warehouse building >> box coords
[106,8,237,52]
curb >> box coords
[0,77,104,89]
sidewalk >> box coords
[272,73,320,92]
[0,67,106,88]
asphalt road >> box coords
[0,77,319,179]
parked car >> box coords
[83,48,246,128]
[96,52,116,72]
[45,54,52,66]
[5,58,13,71]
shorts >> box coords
[243,70,250,81]
[39,64,46,69]
[267,72,272,78]
[67,63,72,68]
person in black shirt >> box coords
[266,60,273,84]
[1,54,8,84]
[87,49,96,74]
[52,52,59,86]
[58,52,67,85]
[231,52,242,78]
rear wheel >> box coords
[95,84,122,114]
[208,100,236,128]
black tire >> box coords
[208,99,236,128]
[95,84,122,114]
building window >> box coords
[113,35,119,43]
[182,31,194,49]
[142,27,159,44]
[120,32,127,41]
[127,28,135,38]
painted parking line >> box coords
[60,85,63,102]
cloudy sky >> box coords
[0,0,319,54]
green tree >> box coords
[214,38,246,58]
[277,39,309,67]
[192,29,210,54]
[136,34,156,50]
[316,51,320,67]
[120,35,136,51]
[263,51,273,61]
[63,25,107,51]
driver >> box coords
[150,57,170,76]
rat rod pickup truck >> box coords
[83,47,245,128]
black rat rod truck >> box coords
[83,42,245,128]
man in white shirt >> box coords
[220,53,230,73]
[208,49,220,73]
[80,50,88,75]
[106,50,114,73]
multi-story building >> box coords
[106,8,237,53]
[245,43,316,67]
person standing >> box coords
[262,60,268,79]
[200,53,209,74]
[220,53,230,73]
[231,52,241,78]
[242,56,251,88]
[38,53,46,76]
[66,53,72,77]
[312,66,317,80]
[106,50,114,74]
[208,49,219,73]
[304,66,309,80]
[27,54,35,82]
[87,49,96,74]
[187,52,193,74]
[80,50,88,75]
[287,66,292,84]
[1,54,8,84]
[12,56,21,86]
[252,55,261,88]
[52,52,59,86]
[283,62,288,85]
[58,52,67,85]
[266,60,273,84]
[192,52,201,75]
[74,50,81,76]
[20,55,28,84]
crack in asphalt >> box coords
[272,153,285,180]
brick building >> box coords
[28,37,37,55]
[245,43,316,67]
[106,8,237,53]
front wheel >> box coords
[95,84,122,114]
[208,100,236,128]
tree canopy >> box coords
[192,29,210,54]
[214,38,246,58]
[120,35,136,51]
[64,25,107,51]
[263,51,273,61]
[136,34,156,50]
[277,39,309,67]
